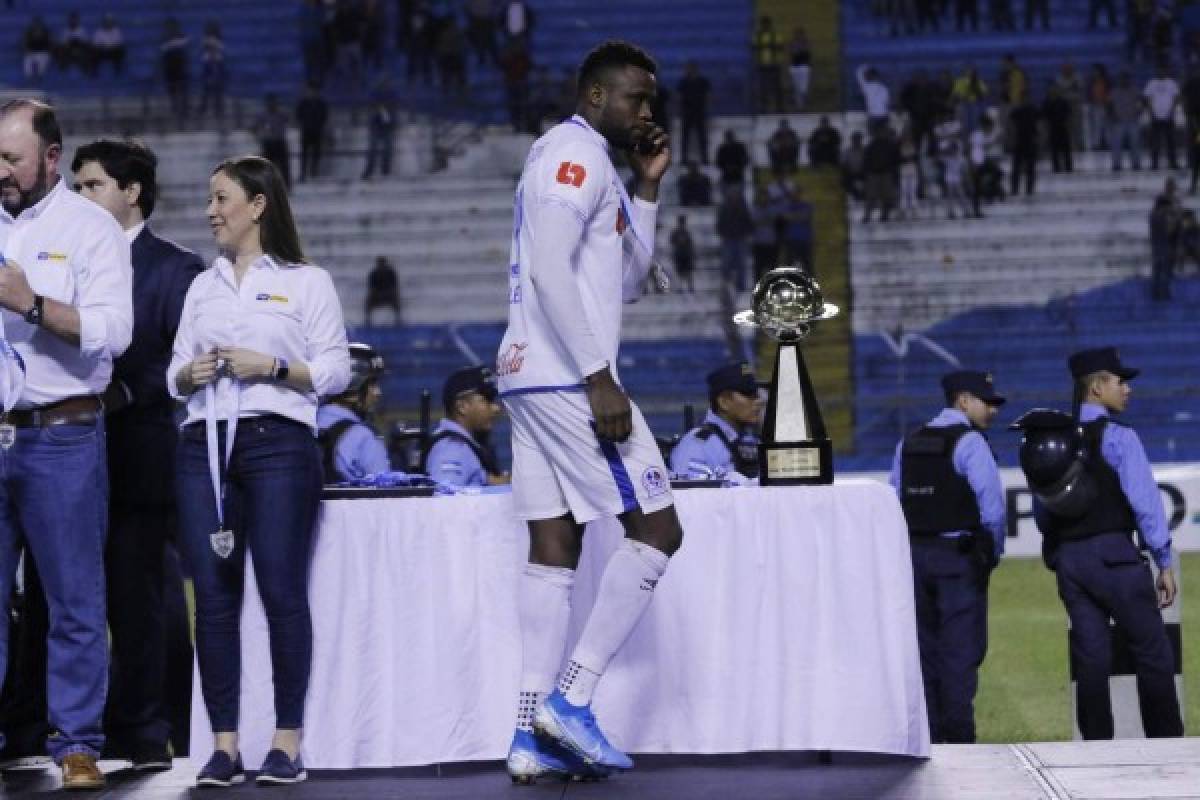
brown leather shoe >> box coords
[60,753,105,791]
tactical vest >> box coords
[318,418,358,484]
[1040,418,1137,540]
[696,423,760,479]
[899,424,982,535]
[419,429,499,476]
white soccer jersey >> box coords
[496,115,657,394]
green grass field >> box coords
[978,552,1198,742]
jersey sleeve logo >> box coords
[556,161,587,188]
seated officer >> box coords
[421,365,509,487]
[669,362,763,479]
[1037,347,1182,739]
[316,343,390,482]
[889,369,1006,744]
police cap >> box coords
[443,365,498,413]
[1067,346,1139,381]
[706,362,759,402]
[941,370,1006,406]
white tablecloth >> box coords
[190,480,930,767]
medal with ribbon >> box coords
[205,359,239,559]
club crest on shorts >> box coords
[210,529,234,559]
[641,466,668,497]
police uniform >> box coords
[421,366,502,488]
[669,363,760,479]
[889,370,1006,744]
[1037,347,1182,739]
[316,403,390,482]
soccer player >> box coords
[496,40,684,782]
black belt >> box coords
[2,395,102,428]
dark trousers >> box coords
[300,130,323,180]
[0,555,49,758]
[1053,533,1182,739]
[261,138,291,188]
[1049,127,1073,172]
[361,133,394,179]
[1025,0,1049,28]
[104,506,193,755]
[911,538,989,744]
[1011,146,1037,195]
[1089,0,1116,27]
[680,114,709,165]
[1149,120,1178,169]
[176,417,322,733]
[956,0,979,30]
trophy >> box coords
[733,267,839,485]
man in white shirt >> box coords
[91,14,126,76]
[0,98,133,790]
[1144,64,1181,170]
[857,63,891,131]
[497,41,684,783]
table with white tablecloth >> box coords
[190,480,930,768]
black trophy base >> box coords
[759,439,834,486]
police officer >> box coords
[316,342,390,482]
[421,365,508,487]
[889,370,1006,744]
[1038,347,1182,739]
[669,362,763,479]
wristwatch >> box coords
[273,356,290,382]
[22,295,44,326]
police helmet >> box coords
[1010,409,1096,519]
[346,343,385,394]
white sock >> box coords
[561,539,669,707]
[517,563,574,729]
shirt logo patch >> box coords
[642,466,668,497]
[36,251,68,262]
[254,293,289,303]
[556,161,587,188]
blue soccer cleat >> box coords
[506,729,610,784]
[533,690,633,771]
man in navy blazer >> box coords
[73,139,203,768]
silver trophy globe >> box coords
[734,267,839,485]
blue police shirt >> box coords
[889,408,1007,559]
[1081,402,1171,568]
[669,410,742,478]
[316,404,391,481]
[425,419,488,487]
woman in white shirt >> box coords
[169,156,350,787]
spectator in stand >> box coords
[1084,64,1111,151]
[1129,0,1153,62]
[160,18,190,123]
[1149,195,1177,300]
[91,14,125,76]
[716,130,750,186]
[863,125,901,223]
[678,62,712,166]
[501,0,533,47]
[361,99,398,180]
[941,140,974,219]
[1043,83,1074,173]
[256,93,292,187]
[1025,0,1050,30]
[300,0,327,87]
[956,0,980,32]
[57,10,93,76]
[678,162,713,207]
[296,83,329,181]
[717,185,756,291]
[842,131,867,201]
[858,64,892,131]
[197,21,227,118]
[990,0,1016,30]
[900,69,939,158]
[1144,63,1181,170]
[808,116,842,167]
[1055,62,1085,149]
[788,27,811,110]
[22,16,53,81]
[1109,70,1144,171]
[1150,5,1175,64]
[971,115,1005,202]
[952,65,988,135]
[365,256,401,325]
[1009,94,1040,195]
[1000,53,1028,106]
[362,0,387,71]
[466,0,499,66]
[754,16,785,113]
[773,179,814,268]
[499,40,532,133]
[751,186,783,282]
[332,0,365,89]
[436,16,469,97]
[767,119,800,176]
[669,216,696,293]
[407,3,436,86]
[898,129,921,219]
[1090,0,1118,29]
[1176,210,1200,271]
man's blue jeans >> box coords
[0,418,109,761]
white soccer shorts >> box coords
[503,389,675,524]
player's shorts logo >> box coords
[641,466,668,497]
[556,161,587,188]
